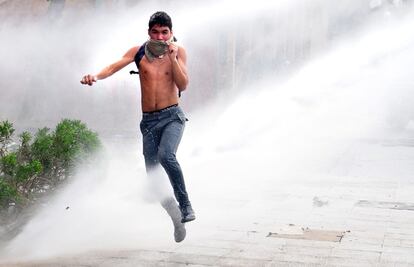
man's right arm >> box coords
[80,46,139,86]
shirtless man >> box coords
[81,11,195,243]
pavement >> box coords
[1,137,414,267]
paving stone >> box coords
[337,240,384,252]
[380,261,414,267]
[283,244,333,257]
[105,250,173,261]
[207,229,246,242]
[164,252,221,266]
[385,233,414,241]
[266,261,325,267]
[216,257,272,267]
[284,239,337,249]
[226,243,282,261]
[381,251,414,264]
[173,245,231,257]
[383,246,414,255]
[400,240,414,248]
[185,239,246,250]
[330,248,381,261]
[340,235,386,246]
[349,229,386,240]
[383,238,402,247]
[271,253,328,265]
[387,224,414,234]
[163,263,214,267]
[356,200,414,211]
[326,256,380,266]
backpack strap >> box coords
[130,42,146,75]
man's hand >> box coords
[167,42,178,62]
[80,74,97,86]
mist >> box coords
[1,0,414,262]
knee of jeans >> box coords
[158,150,176,166]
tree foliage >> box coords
[0,119,101,210]
[0,120,15,158]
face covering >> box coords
[145,36,174,62]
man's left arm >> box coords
[168,44,189,91]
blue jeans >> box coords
[139,105,191,208]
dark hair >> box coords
[148,11,172,30]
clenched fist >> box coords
[80,74,97,86]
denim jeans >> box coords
[139,105,191,208]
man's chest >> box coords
[140,56,172,76]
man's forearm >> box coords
[96,56,135,80]
[95,65,116,80]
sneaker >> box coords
[180,205,196,223]
[174,223,186,243]
[162,198,187,242]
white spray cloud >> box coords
[1,0,414,263]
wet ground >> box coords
[1,137,414,266]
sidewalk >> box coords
[2,137,414,266]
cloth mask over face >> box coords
[145,36,174,62]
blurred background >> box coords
[1,0,414,261]
[1,0,413,136]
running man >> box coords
[80,11,195,242]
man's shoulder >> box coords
[175,43,186,53]
[123,46,141,60]
[177,44,187,58]
[128,46,141,54]
[175,42,185,49]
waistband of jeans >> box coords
[142,104,179,116]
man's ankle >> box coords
[180,204,196,223]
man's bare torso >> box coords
[139,51,179,113]
[80,34,187,112]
